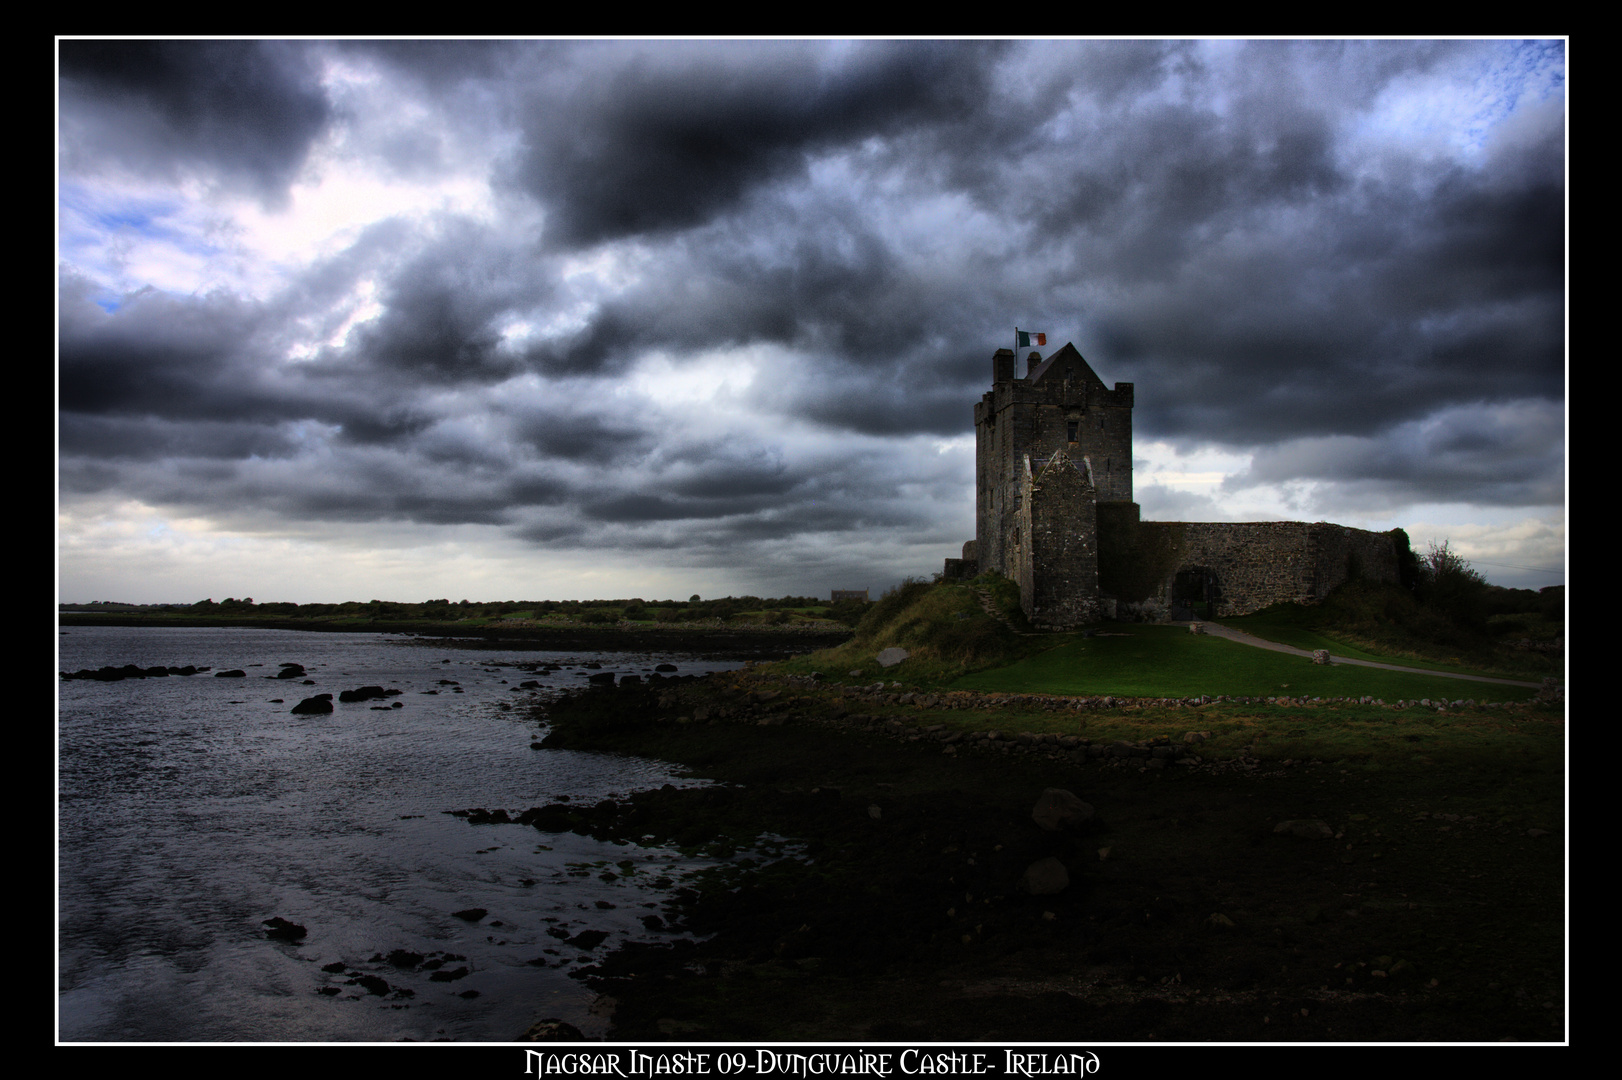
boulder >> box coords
[263,916,307,941]
[524,1018,585,1042]
[876,648,909,668]
[352,974,390,996]
[1031,788,1095,832]
[1021,857,1069,896]
[290,695,333,714]
[338,685,394,703]
[567,930,610,950]
[1273,819,1334,839]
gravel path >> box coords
[1188,621,1544,688]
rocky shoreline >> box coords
[483,668,1566,1043]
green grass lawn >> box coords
[949,625,1535,702]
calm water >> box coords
[57,625,748,1043]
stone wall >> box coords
[1123,521,1400,619]
[942,540,980,582]
[1021,452,1100,628]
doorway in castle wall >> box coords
[1171,565,1221,621]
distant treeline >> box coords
[60,594,874,628]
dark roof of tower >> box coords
[1026,342,1109,391]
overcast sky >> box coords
[57,39,1566,604]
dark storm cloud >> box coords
[336,39,539,89]
[59,40,332,206]
[664,458,796,500]
[784,359,981,438]
[59,272,418,454]
[58,275,270,420]
[585,493,756,524]
[520,198,1004,387]
[1230,401,1565,509]
[504,407,652,464]
[510,40,1008,248]
[334,220,550,385]
[1069,109,1563,448]
[578,451,805,525]
[59,413,302,462]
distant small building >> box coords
[830,589,869,603]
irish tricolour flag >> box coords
[1016,329,1046,348]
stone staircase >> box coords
[973,587,1040,636]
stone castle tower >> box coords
[946,342,1402,626]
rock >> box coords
[215,670,247,678]
[876,648,909,668]
[429,966,470,982]
[654,663,678,672]
[276,664,306,679]
[1273,819,1334,839]
[263,916,307,941]
[1312,649,1331,665]
[588,672,616,685]
[352,974,390,996]
[1020,857,1069,895]
[1206,913,1236,930]
[1031,788,1095,832]
[452,908,488,922]
[290,695,333,714]
[567,930,610,950]
[338,685,395,703]
[523,1018,585,1041]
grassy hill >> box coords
[777,575,1556,702]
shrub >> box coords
[1415,541,1489,634]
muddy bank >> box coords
[498,671,1566,1043]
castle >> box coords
[944,343,1402,628]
